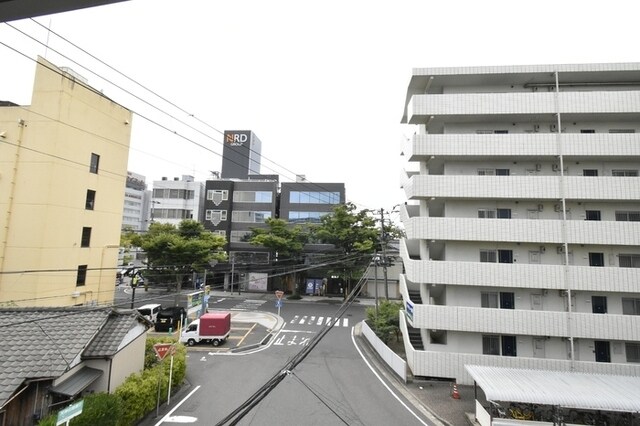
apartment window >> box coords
[500,292,515,309]
[480,249,513,263]
[206,189,229,202]
[616,211,640,222]
[483,335,516,356]
[477,168,495,176]
[89,153,100,174]
[289,191,340,204]
[480,250,497,263]
[585,210,601,221]
[494,130,509,134]
[289,211,325,223]
[583,169,598,176]
[619,254,640,268]
[76,265,88,286]
[205,210,227,223]
[622,298,640,315]
[580,129,596,133]
[592,296,607,314]
[233,191,273,203]
[502,336,517,357]
[612,169,639,177]
[232,211,272,223]
[482,335,500,355]
[609,129,636,133]
[495,169,510,176]
[85,190,96,210]
[589,252,605,267]
[594,341,611,363]
[498,249,513,263]
[496,208,511,219]
[481,292,498,308]
[230,230,251,243]
[80,227,92,248]
[626,343,640,363]
[478,209,496,218]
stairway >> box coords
[407,290,422,304]
[406,326,424,350]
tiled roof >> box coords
[0,307,147,409]
[83,311,143,357]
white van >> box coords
[137,304,162,323]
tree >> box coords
[248,218,309,296]
[366,300,402,344]
[131,220,227,291]
[312,202,379,295]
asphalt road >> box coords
[143,300,433,426]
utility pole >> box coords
[379,208,389,300]
[230,254,235,294]
[373,252,379,318]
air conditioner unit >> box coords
[557,246,565,254]
[539,246,546,253]
[550,124,558,132]
[552,164,560,171]
[535,163,542,171]
[533,124,540,132]
[554,204,561,212]
[71,291,80,298]
[537,204,544,212]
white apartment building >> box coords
[399,63,640,385]
[151,175,205,226]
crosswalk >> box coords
[289,315,350,328]
[231,299,266,310]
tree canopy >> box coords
[128,220,227,289]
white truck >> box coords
[180,312,231,347]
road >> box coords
[145,298,431,426]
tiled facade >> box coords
[399,63,640,384]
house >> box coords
[0,307,150,425]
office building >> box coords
[0,57,132,306]
[150,175,205,226]
[221,130,262,179]
[399,63,640,384]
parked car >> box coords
[154,307,186,332]
[136,304,162,323]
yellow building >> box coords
[0,56,132,306]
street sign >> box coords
[275,299,283,308]
[275,290,284,300]
[153,343,174,361]
[56,400,83,425]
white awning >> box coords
[466,365,640,413]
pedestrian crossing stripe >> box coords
[289,315,349,328]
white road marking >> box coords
[153,386,201,426]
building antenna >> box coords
[44,19,52,59]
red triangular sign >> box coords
[154,343,173,361]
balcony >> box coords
[404,174,640,201]
[403,216,640,246]
[406,91,640,124]
[399,244,640,293]
[406,133,640,162]
[407,303,640,341]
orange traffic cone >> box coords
[451,383,460,399]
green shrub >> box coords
[366,300,402,344]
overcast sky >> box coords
[1,0,638,215]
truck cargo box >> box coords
[199,312,231,336]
